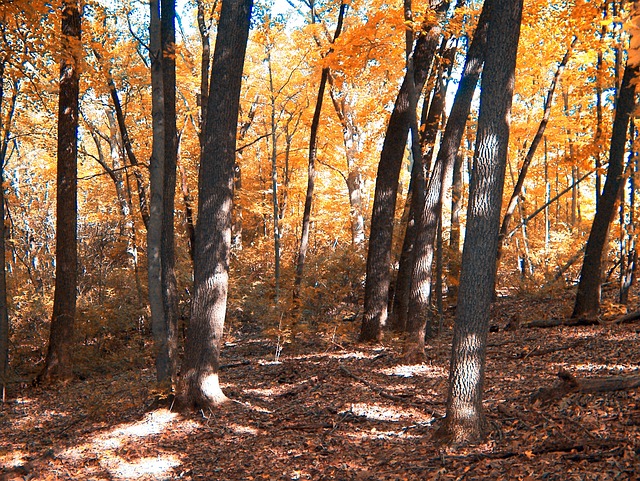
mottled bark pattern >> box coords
[437,0,522,444]
[39,1,81,383]
[177,0,253,410]
[572,62,638,320]
[360,31,439,342]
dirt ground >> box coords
[1,294,639,480]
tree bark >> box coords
[161,0,179,385]
[359,29,439,342]
[177,0,253,410]
[435,0,522,444]
[572,62,638,320]
[39,0,81,383]
[400,0,492,359]
[148,0,168,383]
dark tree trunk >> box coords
[294,1,347,299]
[359,30,439,342]
[148,0,168,383]
[572,62,638,320]
[161,0,179,385]
[177,0,252,410]
[400,0,492,359]
[435,0,522,444]
[39,0,81,383]
[0,57,12,395]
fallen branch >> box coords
[339,364,410,403]
[609,310,640,325]
[513,340,584,359]
[531,369,640,404]
[521,318,599,329]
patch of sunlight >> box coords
[379,363,447,378]
[100,454,181,480]
[342,403,432,423]
[343,427,429,441]
[573,363,639,373]
[259,360,283,365]
[93,409,180,450]
[0,450,27,469]
[289,351,379,361]
[228,423,261,435]
[232,400,273,414]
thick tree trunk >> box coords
[177,0,252,410]
[39,1,81,383]
[572,62,638,320]
[400,0,492,359]
[359,30,439,342]
[435,0,522,444]
[294,2,347,299]
[148,0,168,383]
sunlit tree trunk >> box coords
[436,0,522,444]
[572,62,638,320]
[177,0,253,410]
[399,0,491,358]
[359,29,439,342]
[39,0,81,383]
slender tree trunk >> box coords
[435,0,522,444]
[496,39,574,268]
[148,0,168,383]
[161,0,179,385]
[448,152,463,299]
[294,1,347,299]
[177,0,253,410]
[359,29,439,342]
[267,50,281,297]
[572,62,638,320]
[39,0,81,383]
[400,0,491,359]
[0,57,12,396]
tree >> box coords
[177,0,253,409]
[38,0,81,383]
[572,61,638,320]
[435,0,523,444]
[400,0,491,359]
[359,25,441,342]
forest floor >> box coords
[1,290,639,480]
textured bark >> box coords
[294,1,347,299]
[177,0,253,410]
[436,0,522,444]
[161,0,179,385]
[572,62,638,320]
[39,1,81,383]
[400,0,492,359]
[148,0,167,383]
[359,30,439,342]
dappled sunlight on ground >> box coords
[341,402,432,423]
[378,363,448,378]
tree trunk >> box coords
[496,39,574,270]
[572,62,638,320]
[177,0,253,410]
[161,0,179,385]
[39,0,81,383]
[148,0,168,383]
[359,29,439,342]
[435,0,522,444]
[400,0,491,359]
[294,1,347,299]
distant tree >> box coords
[0,54,11,396]
[177,0,253,409]
[39,0,81,383]
[572,61,638,320]
[435,0,522,444]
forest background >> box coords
[0,0,639,476]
